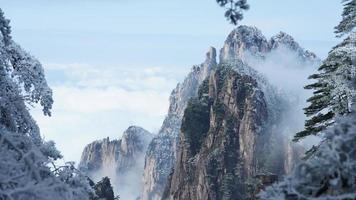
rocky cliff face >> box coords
[79,126,153,199]
[161,26,319,200]
[141,48,217,200]
[163,64,273,200]
[162,65,307,199]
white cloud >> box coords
[45,63,179,91]
[31,62,183,163]
[53,86,169,115]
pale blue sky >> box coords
[1,0,342,64]
[0,0,344,163]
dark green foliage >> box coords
[216,0,249,25]
[206,151,221,196]
[181,78,213,155]
[220,114,247,200]
[335,0,356,37]
[215,64,232,90]
[198,78,210,101]
[181,98,211,156]
[222,114,239,168]
[213,102,226,123]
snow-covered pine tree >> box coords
[293,0,356,151]
[335,0,356,37]
[260,104,356,200]
[294,34,356,141]
[0,9,93,200]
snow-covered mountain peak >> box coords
[220,25,269,62]
[269,31,297,49]
[269,31,319,62]
[220,25,320,67]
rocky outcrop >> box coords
[219,26,269,62]
[161,26,319,200]
[141,48,217,200]
[162,64,282,200]
[90,177,116,200]
[79,126,153,199]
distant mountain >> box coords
[79,126,153,199]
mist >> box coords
[246,45,322,148]
[87,152,146,199]
[83,133,153,200]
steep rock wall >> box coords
[141,48,217,200]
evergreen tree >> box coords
[335,0,356,37]
[216,0,249,25]
[0,9,93,200]
[293,1,356,154]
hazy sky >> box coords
[0,0,343,163]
